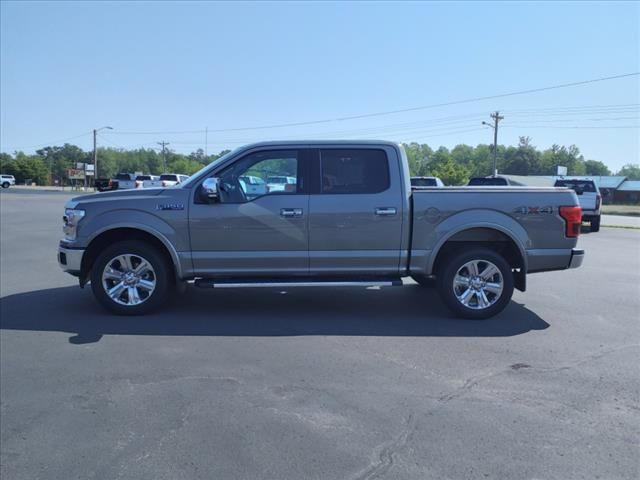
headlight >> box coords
[63,208,85,241]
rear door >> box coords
[308,147,404,275]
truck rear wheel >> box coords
[437,248,514,320]
[90,240,172,315]
[590,216,601,232]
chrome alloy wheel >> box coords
[452,259,504,310]
[101,254,156,306]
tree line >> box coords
[1,137,638,186]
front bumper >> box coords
[568,248,584,269]
[58,243,84,275]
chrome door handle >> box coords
[375,207,397,216]
[280,208,303,217]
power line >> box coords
[503,125,639,129]
[97,73,639,135]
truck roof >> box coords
[238,140,402,149]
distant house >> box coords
[614,180,640,204]
[500,175,629,204]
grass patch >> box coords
[602,224,640,230]
[601,205,640,217]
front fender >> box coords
[78,209,188,278]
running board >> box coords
[194,277,403,289]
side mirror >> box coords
[201,177,220,201]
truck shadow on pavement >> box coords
[0,285,549,345]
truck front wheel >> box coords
[437,248,514,320]
[90,240,172,315]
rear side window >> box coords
[320,149,389,194]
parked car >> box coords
[159,174,190,187]
[239,175,268,198]
[136,175,160,188]
[1,174,16,188]
[467,176,516,186]
[110,173,137,190]
[411,176,444,187]
[266,175,297,192]
[58,141,584,319]
[554,178,601,232]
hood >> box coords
[73,188,166,203]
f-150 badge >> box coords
[156,203,185,211]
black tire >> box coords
[90,240,172,315]
[436,248,514,320]
[1,182,9,189]
[590,216,601,232]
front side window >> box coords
[320,149,389,194]
[216,150,299,203]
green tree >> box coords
[4,152,49,184]
[431,158,470,185]
[616,163,640,180]
[502,137,541,175]
[583,160,611,176]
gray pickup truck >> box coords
[58,141,584,319]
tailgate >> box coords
[577,192,597,210]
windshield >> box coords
[468,177,509,186]
[179,148,239,188]
[411,178,437,187]
[267,176,288,184]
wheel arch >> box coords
[80,226,182,286]
[429,225,527,292]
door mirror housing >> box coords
[201,177,220,201]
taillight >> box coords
[559,206,582,238]
[596,194,601,210]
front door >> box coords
[189,149,309,276]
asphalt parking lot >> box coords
[1,188,639,480]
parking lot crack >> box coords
[352,414,416,480]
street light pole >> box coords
[93,126,113,189]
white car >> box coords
[239,175,268,198]
[159,174,190,187]
[266,175,296,193]
[1,174,16,188]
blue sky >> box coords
[1,1,638,171]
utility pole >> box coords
[92,129,97,190]
[93,126,113,189]
[482,111,504,177]
[158,141,170,173]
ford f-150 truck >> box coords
[58,141,584,319]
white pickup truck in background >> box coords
[554,178,602,232]
[158,174,190,187]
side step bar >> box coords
[194,277,403,289]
